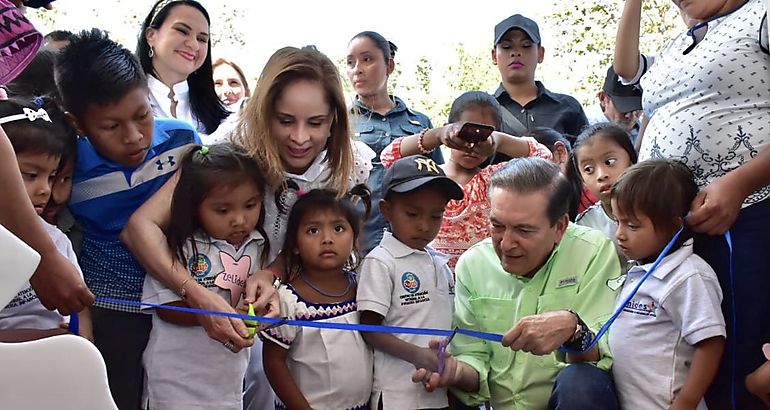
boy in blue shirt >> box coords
[54,28,200,410]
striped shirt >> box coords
[70,118,200,312]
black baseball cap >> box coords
[602,66,642,113]
[381,155,464,201]
[494,14,541,45]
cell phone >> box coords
[457,122,494,143]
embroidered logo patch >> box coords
[557,276,577,288]
[401,272,421,294]
[607,275,626,291]
[188,254,212,278]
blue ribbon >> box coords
[562,226,685,353]
[96,297,503,343]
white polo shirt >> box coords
[609,241,725,410]
[357,231,453,410]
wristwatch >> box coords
[562,310,595,352]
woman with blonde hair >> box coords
[121,45,373,410]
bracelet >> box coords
[178,277,193,300]
[416,128,432,155]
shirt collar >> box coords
[192,229,265,250]
[628,239,694,280]
[380,231,434,259]
[284,149,328,182]
[148,75,189,98]
[351,95,408,116]
[494,81,554,103]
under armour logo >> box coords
[155,155,176,170]
[414,157,440,174]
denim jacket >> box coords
[351,96,444,253]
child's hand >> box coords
[412,339,460,392]
[746,344,770,407]
[411,345,439,372]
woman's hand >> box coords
[688,174,746,235]
[185,283,253,352]
[243,269,280,324]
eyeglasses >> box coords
[683,22,709,55]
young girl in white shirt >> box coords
[142,143,268,410]
[263,187,373,410]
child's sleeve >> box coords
[141,272,183,312]
[662,264,726,345]
[356,256,394,318]
[260,286,297,349]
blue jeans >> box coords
[548,364,619,410]
[698,199,770,410]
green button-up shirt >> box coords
[452,224,621,409]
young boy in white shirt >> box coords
[357,155,464,409]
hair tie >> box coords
[32,96,44,109]
[199,146,209,156]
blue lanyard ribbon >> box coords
[95,297,503,343]
[562,226,686,353]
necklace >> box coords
[300,271,353,298]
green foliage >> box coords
[548,0,681,106]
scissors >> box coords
[437,327,459,375]
[243,303,288,338]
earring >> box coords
[148,46,154,58]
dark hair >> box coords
[44,30,73,43]
[447,91,502,130]
[167,143,269,266]
[571,122,638,167]
[0,96,74,159]
[137,0,229,134]
[565,122,637,217]
[5,49,59,100]
[611,159,698,235]
[529,127,572,152]
[528,127,581,220]
[280,185,371,283]
[55,28,147,119]
[350,31,397,60]
[488,157,572,225]
[212,58,251,97]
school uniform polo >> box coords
[69,118,200,312]
[451,224,620,409]
[609,241,725,410]
[357,231,454,410]
[0,218,81,329]
[141,231,265,410]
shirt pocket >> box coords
[398,122,425,138]
[469,297,517,335]
[535,287,578,315]
[355,123,390,160]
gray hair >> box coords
[488,157,572,224]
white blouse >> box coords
[148,75,208,138]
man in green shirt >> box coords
[414,158,621,409]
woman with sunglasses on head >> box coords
[614,0,769,408]
[137,0,229,143]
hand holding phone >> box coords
[457,122,495,143]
